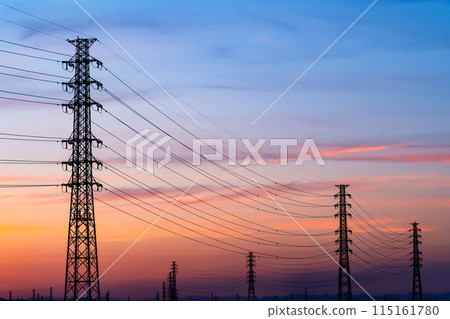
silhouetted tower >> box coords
[9,291,11,301]
[305,287,308,301]
[50,287,53,301]
[335,184,352,301]
[61,37,104,301]
[247,252,256,301]
[156,292,159,301]
[106,291,110,301]
[167,272,173,300]
[162,281,166,301]
[410,222,423,301]
[32,289,35,301]
[167,261,178,301]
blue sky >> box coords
[0,0,449,299]
[2,0,449,144]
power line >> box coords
[1,0,330,198]
[101,160,312,238]
[350,207,409,242]
[0,132,62,143]
[0,71,60,83]
[103,72,331,198]
[97,191,328,260]
[0,49,60,62]
[0,65,70,79]
[351,198,407,235]
[96,198,247,256]
[98,108,332,214]
[0,89,66,101]
[2,0,332,200]
[99,178,334,249]
[0,1,89,37]
[0,184,60,188]
[0,17,65,41]
[101,137,332,224]
[0,39,71,56]
[0,137,61,142]
[0,96,59,105]
[95,117,332,215]
[104,63,330,189]
[0,159,60,164]
[0,132,62,139]
[101,185,295,251]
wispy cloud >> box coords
[322,143,450,163]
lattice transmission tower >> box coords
[61,37,104,301]
[167,261,178,301]
[162,281,166,301]
[335,184,352,301]
[247,252,256,301]
[410,222,423,301]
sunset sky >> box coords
[0,0,449,300]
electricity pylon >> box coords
[167,261,178,301]
[61,37,104,301]
[335,184,352,301]
[162,281,166,301]
[410,222,423,301]
[247,252,256,301]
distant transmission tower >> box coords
[61,37,104,301]
[410,222,423,301]
[247,252,256,301]
[162,281,166,301]
[335,184,352,301]
[167,261,178,301]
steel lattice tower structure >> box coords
[167,261,178,301]
[410,222,423,301]
[335,184,352,301]
[61,37,104,301]
[162,281,166,301]
[167,272,172,300]
[247,252,256,301]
